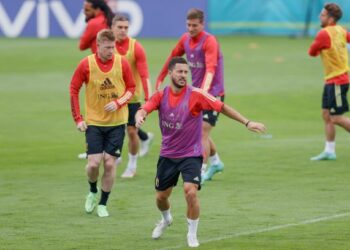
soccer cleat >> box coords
[203,161,224,181]
[139,132,154,157]
[152,217,173,239]
[97,205,109,217]
[121,168,136,178]
[85,192,98,213]
[187,234,200,248]
[78,152,87,160]
[310,151,336,161]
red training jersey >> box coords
[156,31,219,90]
[308,26,350,85]
[79,12,108,53]
[143,85,224,116]
[70,54,136,124]
[115,37,150,100]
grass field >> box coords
[0,36,349,250]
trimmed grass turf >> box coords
[0,36,349,249]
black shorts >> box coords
[322,83,349,115]
[203,95,225,126]
[155,156,203,191]
[85,125,125,157]
[127,103,141,126]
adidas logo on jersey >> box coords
[100,78,115,90]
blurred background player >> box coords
[156,8,225,183]
[136,57,266,247]
[112,14,153,178]
[79,0,114,53]
[309,3,350,161]
[70,29,135,217]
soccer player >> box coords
[77,0,116,161]
[156,8,225,183]
[79,0,114,53]
[309,3,350,161]
[111,14,153,178]
[70,29,135,217]
[136,57,266,247]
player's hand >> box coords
[104,101,118,112]
[246,121,266,133]
[77,121,87,132]
[135,112,146,128]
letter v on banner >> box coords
[50,0,85,38]
[0,1,35,37]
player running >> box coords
[309,3,350,161]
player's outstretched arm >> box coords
[135,109,148,128]
[221,104,266,133]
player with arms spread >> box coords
[137,57,266,247]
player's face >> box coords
[97,40,115,62]
[187,18,204,37]
[84,2,96,22]
[319,8,331,27]
[112,21,129,41]
[169,63,189,89]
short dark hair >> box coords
[168,57,187,71]
[97,29,115,44]
[112,14,129,26]
[86,0,115,27]
[324,3,342,22]
[187,8,204,22]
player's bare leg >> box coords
[152,187,173,239]
[85,153,103,214]
[202,122,224,181]
[200,122,211,178]
[331,115,350,132]
[97,153,117,217]
[184,183,200,247]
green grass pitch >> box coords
[0,36,349,249]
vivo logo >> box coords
[0,0,143,38]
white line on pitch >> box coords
[156,212,350,250]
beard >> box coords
[171,77,186,89]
